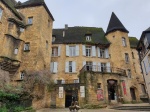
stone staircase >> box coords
[112,106,150,111]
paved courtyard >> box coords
[36,108,147,112]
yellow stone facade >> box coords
[0,0,53,109]
[51,30,145,108]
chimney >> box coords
[65,24,68,30]
[63,24,68,37]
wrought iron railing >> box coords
[80,65,126,76]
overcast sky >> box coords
[16,0,150,39]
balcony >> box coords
[0,56,20,73]
[80,65,126,76]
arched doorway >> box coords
[107,79,118,102]
[130,87,136,100]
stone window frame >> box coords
[125,53,129,63]
[27,17,33,25]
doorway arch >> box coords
[130,87,136,100]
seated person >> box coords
[74,101,80,110]
[69,101,75,111]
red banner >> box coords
[122,81,127,95]
[97,89,104,101]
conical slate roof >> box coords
[106,12,129,35]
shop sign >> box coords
[97,89,104,101]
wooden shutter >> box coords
[76,45,79,56]
[58,45,61,56]
[92,62,96,71]
[50,62,54,73]
[97,62,101,72]
[65,62,69,73]
[92,46,96,57]
[106,62,111,73]
[53,62,58,73]
[82,45,86,56]
[105,48,109,58]
[97,47,100,58]
[72,61,76,72]
[66,45,69,56]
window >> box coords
[132,52,135,59]
[24,43,30,51]
[86,36,91,41]
[52,36,55,42]
[125,53,129,63]
[69,46,76,56]
[14,48,18,54]
[28,17,33,24]
[141,84,146,94]
[65,61,76,73]
[127,69,131,78]
[86,46,91,57]
[52,47,58,56]
[101,63,106,72]
[0,8,3,20]
[144,37,149,49]
[8,22,14,30]
[122,37,126,46]
[69,61,73,72]
[100,49,105,58]
[20,72,24,80]
[48,19,50,27]
[74,79,79,83]
[46,41,48,49]
[97,83,101,89]
[86,61,92,71]
[20,27,24,32]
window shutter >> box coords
[97,62,101,72]
[82,45,86,56]
[58,45,61,56]
[92,62,96,71]
[62,79,65,84]
[105,48,109,58]
[14,48,18,54]
[53,62,58,73]
[106,62,111,73]
[92,46,96,57]
[24,44,26,50]
[76,45,79,56]
[72,61,76,72]
[66,45,69,56]
[83,61,86,66]
[50,62,54,73]
[97,47,100,58]
[65,62,69,73]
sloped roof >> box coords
[1,0,22,20]
[106,12,129,35]
[15,0,54,21]
[53,27,110,45]
[129,37,139,48]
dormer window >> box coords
[52,36,56,42]
[86,35,91,41]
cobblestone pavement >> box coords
[36,108,148,112]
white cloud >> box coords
[16,0,150,38]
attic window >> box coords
[52,36,56,42]
[86,35,91,41]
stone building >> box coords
[0,0,54,109]
[51,12,145,108]
[137,27,150,103]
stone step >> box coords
[112,106,150,111]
